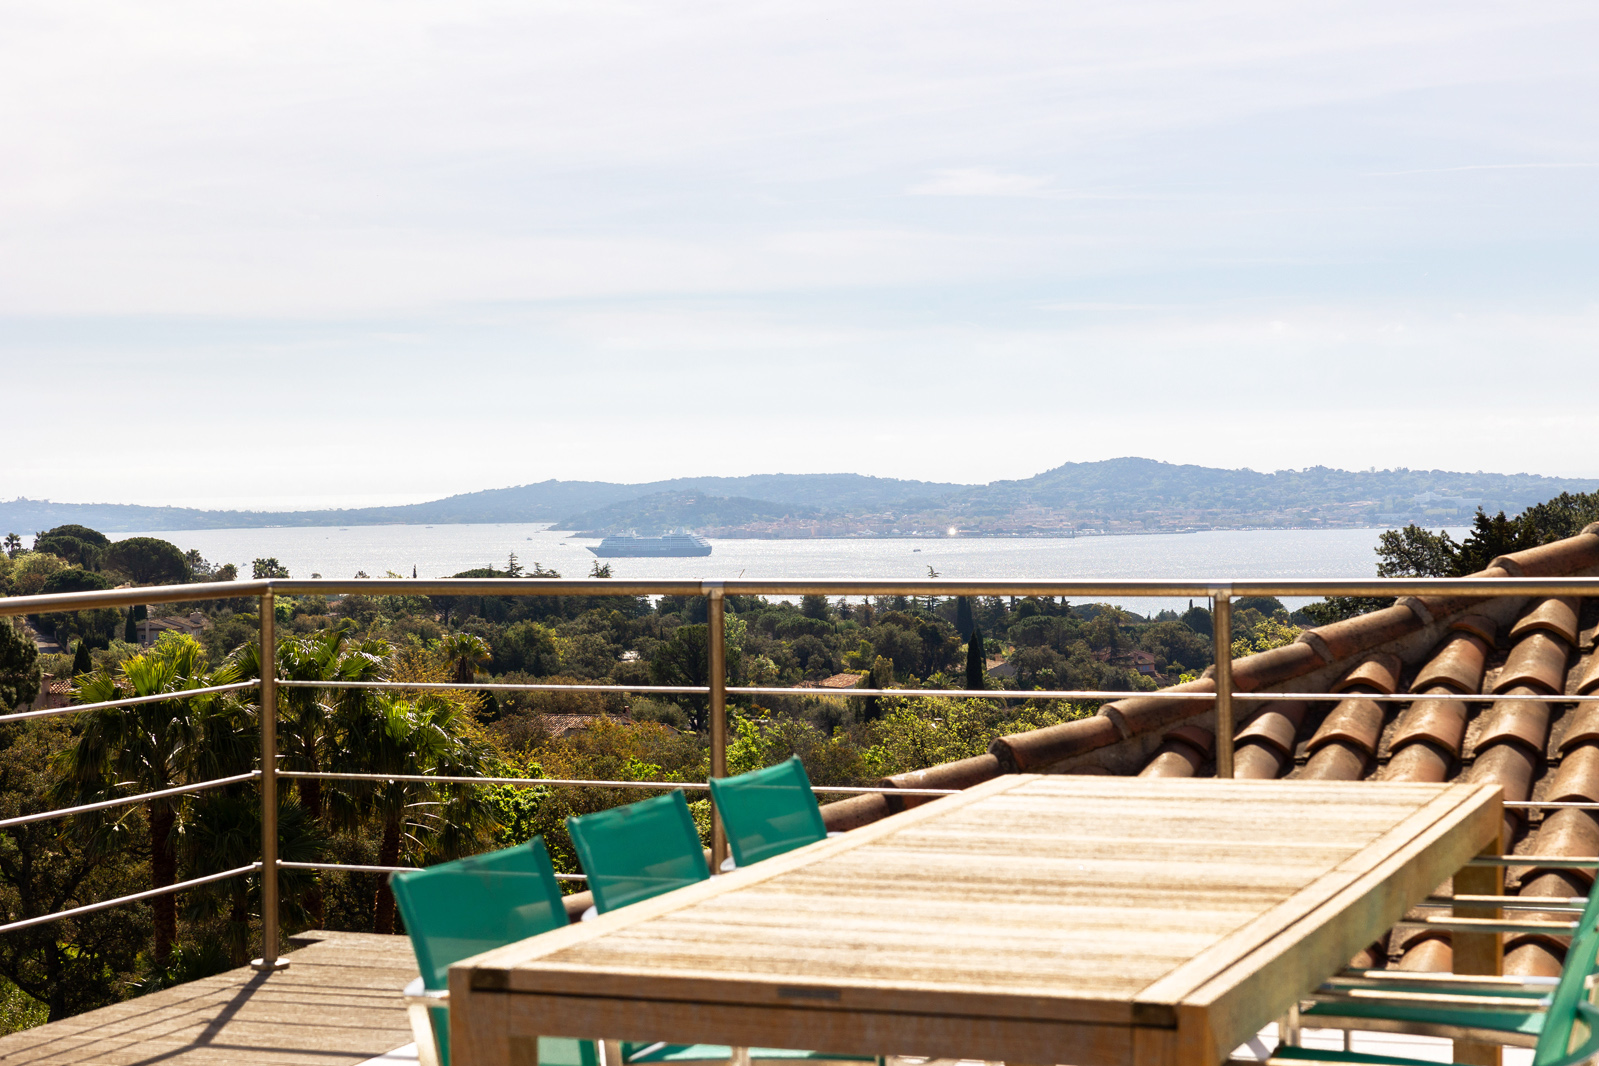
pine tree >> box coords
[965,626,986,693]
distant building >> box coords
[141,611,207,644]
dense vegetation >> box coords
[0,524,1282,1032]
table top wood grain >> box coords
[451,775,1501,1066]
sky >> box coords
[2,0,1597,510]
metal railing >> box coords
[2,574,1597,970]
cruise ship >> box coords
[588,531,713,558]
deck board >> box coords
[0,931,417,1066]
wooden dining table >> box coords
[449,774,1501,1066]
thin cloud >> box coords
[908,167,1053,197]
[1369,162,1599,176]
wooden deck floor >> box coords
[0,931,418,1066]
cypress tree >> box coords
[125,609,138,644]
[955,596,974,640]
[71,640,92,677]
[965,626,986,693]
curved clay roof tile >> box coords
[1331,652,1403,695]
[1412,634,1490,695]
[1309,697,1385,757]
[1494,632,1572,695]
[1576,655,1599,697]
[1545,744,1599,804]
[1509,597,1582,646]
[1558,703,1599,752]
[1471,692,1553,755]
[1388,698,1469,757]
[1449,613,1499,645]
[1234,701,1308,759]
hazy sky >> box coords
[3,1,1596,509]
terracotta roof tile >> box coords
[1389,697,1469,757]
[1139,738,1207,778]
[1575,654,1599,696]
[1411,633,1491,695]
[1235,700,1307,759]
[1467,742,1539,808]
[1097,678,1216,739]
[1297,604,1423,664]
[883,753,1001,810]
[1546,745,1599,803]
[1557,703,1599,751]
[1308,698,1386,759]
[1449,613,1499,645]
[1401,565,1514,622]
[1472,692,1554,755]
[1510,597,1583,646]
[1229,641,1325,689]
[1494,632,1573,695]
[1395,933,1453,973]
[1299,739,1371,781]
[1492,531,1599,577]
[1522,808,1599,889]
[1331,652,1403,695]
[1383,741,1452,783]
[1233,700,1308,779]
[987,713,1121,773]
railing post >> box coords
[1212,590,1234,779]
[705,583,728,869]
[252,587,288,972]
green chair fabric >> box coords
[567,790,709,913]
[390,838,597,1066]
[1277,878,1599,1066]
[708,756,827,868]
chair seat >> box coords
[625,1044,874,1063]
[1302,1000,1545,1046]
[1268,1045,1453,1066]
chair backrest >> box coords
[390,837,569,991]
[567,790,708,913]
[708,755,826,867]
[1533,880,1599,1066]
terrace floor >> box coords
[0,930,1542,1066]
[0,931,418,1066]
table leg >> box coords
[1452,838,1504,1066]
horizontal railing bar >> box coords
[1506,801,1599,810]
[273,771,958,797]
[0,680,261,725]
[275,680,711,695]
[0,582,272,616]
[0,771,261,829]
[1397,917,1578,933]
[732,688,1595,704]
[1417,895,1586,913]
[6,575,1599,617]
[279,860,587,881]
[1470,856,1599,868]
[1331,970,1560,989]
[0,863,260,935]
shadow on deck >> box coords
[0,932,417,1066]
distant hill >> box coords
[561,492,824,535]
[3,460,1594,537]
[0,473,963,534]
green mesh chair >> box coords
[566,790,710,914]
[390,838,598,1066]
[708,756,827,870]
[1269,880,1599,1066]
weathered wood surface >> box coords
[0,931,417,1066]
[453,776,1501,1066]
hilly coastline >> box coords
[5,459,1596,538]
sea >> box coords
[112,525,1465,616]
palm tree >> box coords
[275,627,389,926]
[434,632,490,685]
[329,690,497,934]
[58,633,239,968]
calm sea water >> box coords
[114,525,1457,614]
